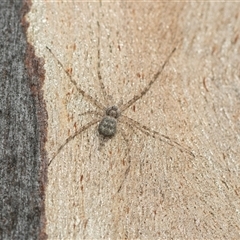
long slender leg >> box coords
[117,123,133,192]
[120,47,176,112]
[120,120,146,184]
[48,118,100,166]
[77,110,102,118]
[46,46,105,110]
[120,114,195,158]
[96,20,110,106]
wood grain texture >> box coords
[27,1,240,239]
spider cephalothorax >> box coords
[98,106,120,137]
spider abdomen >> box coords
[98,116,117,137]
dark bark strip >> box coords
[0,0,47,239]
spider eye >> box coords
[106,106,119,118]
[109,110,117,118]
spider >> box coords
[46,37,195,192]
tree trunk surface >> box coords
[26,1,240,239]
[0,0,47,239]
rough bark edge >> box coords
[21,1,48,239]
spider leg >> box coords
[96,21,111,106]
[77,110,102,118]
[120,47,176,112]
[120,115,195,158]
[122,120,148,186]
[46,46,105,110]
[116,123,134,193]
[48,119,100,166]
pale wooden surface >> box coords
[27,2,240,239]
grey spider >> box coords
[46,44,194,191]
[98,105,119,137]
